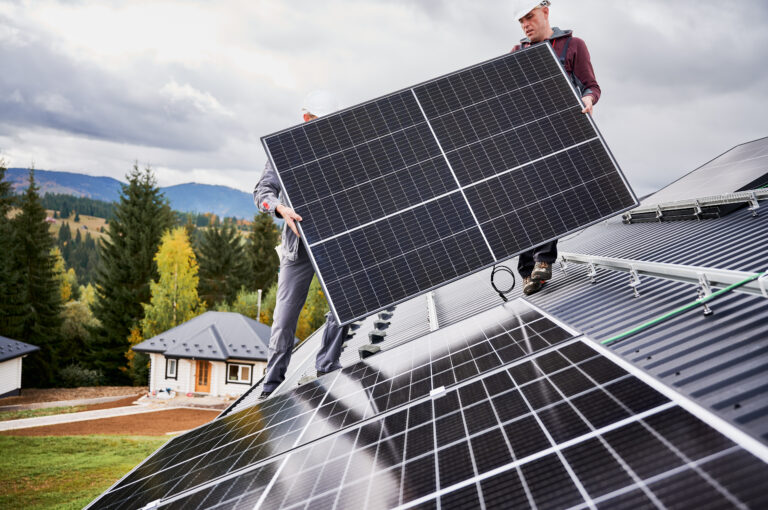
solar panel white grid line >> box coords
[572,343,757,506]
[474,146,617,234]
[531,354,668,507]
[564,446,744,510]
[306,135,598,250]
[204,348,675,509]
[149,336,652,509]
[315,210,478,281]
[409,87,497,260]
[588,338,768,465]
[435,103,584,176]
[507,357,598,508]
[394,403,679,510]
[93,312,559,508]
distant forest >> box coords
[39,192,250,229]
[37,192,253,286]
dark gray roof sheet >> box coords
[133,312,273,361]
[0,335,39,362]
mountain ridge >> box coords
[6,168,257,219]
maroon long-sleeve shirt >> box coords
[512,27,601,104]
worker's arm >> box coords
[571,38,600,115]
[253,160,303,237]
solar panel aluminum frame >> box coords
[261,43,638,325]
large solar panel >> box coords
[263,43,637,324]
[118,339,768,509]
[87,301,768,509]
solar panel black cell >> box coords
[263,43,637,324]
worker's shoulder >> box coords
[566,34,590,50]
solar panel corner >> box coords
[262,43,638,325]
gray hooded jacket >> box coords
[253,160,301,261]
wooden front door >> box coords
[195,361,211,393]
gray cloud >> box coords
[0,1,765,196]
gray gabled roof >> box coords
[0,335,39,362]
[133,312,275,361]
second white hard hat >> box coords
[513,0,551,22]
[301,90,340,118]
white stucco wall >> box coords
[0,357,22,396]
[147,354,265,397]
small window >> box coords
[227,363,253,384]
[166,358,178,379]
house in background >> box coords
[0,335,39,398]
[132,311,284,398]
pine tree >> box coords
[196,223,249,307]
[90,164,173,384]
[58,222,72,244]
[74,211,80,222]
[10,169,63,387]
[142,227,204,338]
[247,212,280,293]
[0,163,25,339]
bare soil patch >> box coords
[0,387,146,406]
[1,408,219,436]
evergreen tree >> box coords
[0,164,25,338]
[74,211,80,222]
[10,169,63,387]
[90,165,173,384]
[247,212,280,293]
[196,223,249,307]
[142,227,204,338]
[58,222,72,244]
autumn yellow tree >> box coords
[141,227,205,339]
[51,247,78,302]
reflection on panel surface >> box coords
[157,338,768,510]
[88,301,573,509]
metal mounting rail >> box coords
[559,252,768,299]
[623,188,768,222]
[426,292,439,331]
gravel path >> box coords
[0,408,219,436]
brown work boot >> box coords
[523,276,543,296]
[531,261,552,281]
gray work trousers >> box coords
[262,243,347,394]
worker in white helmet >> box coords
[510,0,602,296]
[253,90,348,400]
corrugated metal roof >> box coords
[0,335,39,363]
[133,311,273,361]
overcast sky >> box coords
[1,0,766,196]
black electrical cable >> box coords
[491,264,516,302]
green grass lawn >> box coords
[0,406,87,422]
[0,435,168,510]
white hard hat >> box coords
[301,90,339,118]
[513,0,551,22]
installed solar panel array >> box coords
[263,43,637,324]
[87,301,768,509]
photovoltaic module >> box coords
[262,42,637,325]
[86,301,768,509]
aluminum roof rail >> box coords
[623,188,768,223]
[559,252,767,300]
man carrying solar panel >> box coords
[512,0,601,295]
[253,91,349,402]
